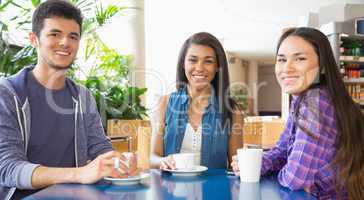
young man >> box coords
[0,1,136,199]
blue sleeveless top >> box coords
[163,87,229,169]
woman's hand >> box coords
[231,155,240,176]
[160,155,176,170]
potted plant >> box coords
[230,84,249,115]
[78,44,149,152]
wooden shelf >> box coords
[352,100,364,106]
[339,56,364,63]
[343,78,364,83]
[340,34,364,41]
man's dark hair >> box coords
[32,0,83,36]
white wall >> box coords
[227,53,247,85]
[144,0,228,113]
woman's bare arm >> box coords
[150,95,169,168]
[228,107,244,167]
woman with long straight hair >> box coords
[232,27,364,199]
[150,32,243,169]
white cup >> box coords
[173,153,196,169]
[237,148,263,182]
[113,157,120,169]
[121,152,134,168]
[113,152,134,172]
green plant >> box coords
[230,85,249,114]
[105,85,147,119]
[0,0,148,122]
[0,0,39,76]
[0,22,37,77]
[0,22,13,77]
[79,43,148,121]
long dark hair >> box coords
[276,27,364,199]
[176,32,235,127]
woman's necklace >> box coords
[188,97,209,132]
[188,104,200,132]
[187,86,210,131]
[188,103,202,152]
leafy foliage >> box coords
[230,85,249,114]
[82,77,147,120]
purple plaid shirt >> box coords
[261,87,344,199]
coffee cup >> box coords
[113,152,134,174]
[172,153,196,170]
[237,148,263,182]
[121,152,134,168]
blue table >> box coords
[24,169,316,200]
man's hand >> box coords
[77,151,130,184]
[120,152,139,176]
[31,151,139,188]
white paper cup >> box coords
[173,153,195,169]
[237,148,263,182]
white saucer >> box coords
[163,166,208,176]
[104,172,150,185]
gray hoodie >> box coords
[0,67,113,199]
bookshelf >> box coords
[325,20,364,110]
[339,34,364,107]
